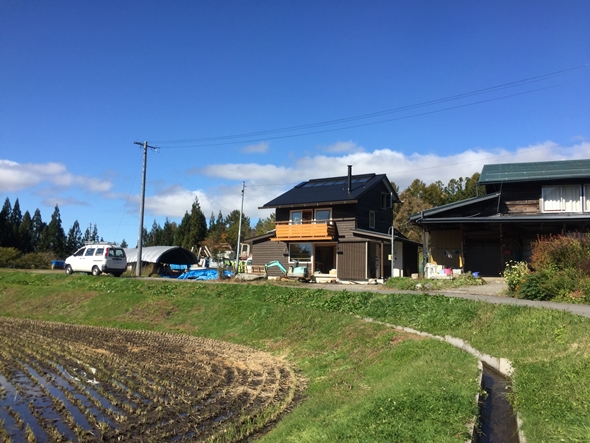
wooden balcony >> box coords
[272,221,336,241]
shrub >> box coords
[0,247,21,268]
[15,252,54,269]
[531,233,590,273]
[503,261,530,292]
[518,270,550,300]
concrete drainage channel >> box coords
[478,363,519,443]
[360,317,526,443]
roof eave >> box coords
[260,200,358,209]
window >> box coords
[542,185,582,212]
[74,248,85,257]
[291,209,312,224]
[381,192,392,209]
[369,211,376,229]
[84,248,95,256]
[315,209,331,221]
[289,243,312,262]
[95,248,104,256]
[585,185,590,211]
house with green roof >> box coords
[410,159,590,277]
[247,166,420,282]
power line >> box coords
[151,64,588,148]
[157,85,559,148]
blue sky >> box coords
[1,1,589,247]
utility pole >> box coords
[133,141,158,277]
[235,181,245,275]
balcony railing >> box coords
[272,220,336,241]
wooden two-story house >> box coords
[247,166,419,281]
[410,159,590,277]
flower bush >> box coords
[508,234,590,302]
[502,260,530,292]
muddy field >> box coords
[0,317,300,442]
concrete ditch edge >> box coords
[359,317,527,443]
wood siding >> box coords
[338,242,367,280]
[430,230,462,269]
[334,218,356,240]
[250,240,289,277]
[354,182,394,233]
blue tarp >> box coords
[177,268,234,280]
[52,260,65,270]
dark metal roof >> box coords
[479,159,590,184]
[350,228,421,245]
[261,173,397,208]
[409,192,500,222]
[410,213,590,225]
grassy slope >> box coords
[0,271,478,443]
[3,271,590,441]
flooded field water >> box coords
[0,317,299,442]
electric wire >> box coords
[150,64,588,147]
[157,85,560,148]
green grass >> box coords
[384,274,487,291]
[3,270,590,441]
[0,271,478,442]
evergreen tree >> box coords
[83,226,91,243]
[44,205,67,257]
[147,220,162,246]
[120,239,128,248]
[205,210,226,245]
[224,210,251,252]
[9,199,22,248]
[254,213,276,236]
[161,218,177,246]
[91,224,100,242]
[174,212,191,247]
[31,209,45,252]
[66,220,84,255]
[0,198,12,247]
[18,211,33,253]
[177,196,207,250]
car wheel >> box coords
[92,266,101,276]
[65,265,74,275]
[113,273,122,278]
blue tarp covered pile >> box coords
[177,268,234,280]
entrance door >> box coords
[314,245,335,274]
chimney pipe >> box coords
[347,165,352,193]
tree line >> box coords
[0,196,277,259]
[0,172,482,259]
[393,172,485,242]
[0,198,101,259]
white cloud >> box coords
[0,159,113,193]
[192,140,590,221]
[144,186,212,218]
[53,141,590,243]
[241,142,269,154]
[321,140,365,154]
[42,196,89,208]
[197,163,294,183]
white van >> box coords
[65,243,127,277]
